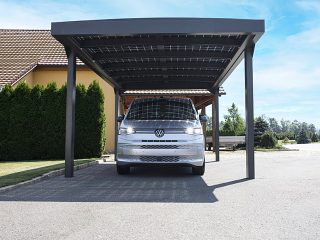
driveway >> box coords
[0,144,319,240]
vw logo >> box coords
[154,129,165,138]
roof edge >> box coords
[52,17,265,36]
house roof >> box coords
[0,29,83,87]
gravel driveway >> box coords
[0,144,319,240]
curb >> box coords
[255,148,299,152]
[0,160,99,194]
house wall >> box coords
[12,71,34,87]
[20,67,116,153]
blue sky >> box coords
[1,0,319,128]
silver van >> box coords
[116,98,207,175]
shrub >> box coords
[260,131,277,148]
[0,81,105,161]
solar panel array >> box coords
[126,98,196,120]
[72,34,246,90]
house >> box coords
[0,29,223,153]
[0,29,116,153]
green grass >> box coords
[278,139,297,145]
[0,159,95,188]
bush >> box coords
[260,131,277,148]
[206,130,213,137]
[0,81,105,161]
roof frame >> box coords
[51,18,264,91]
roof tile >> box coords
[0,29,83,86]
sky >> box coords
[0,0,319,128]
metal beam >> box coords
[79,35,245,48]
[65,48,76,178]
[212,89,220,161]
[122,82,212,90]
[114,89,119,155]
[110,69,222,77]
[55,37,122,90]
[244,42,255,179]
[117,76,216,83]
[100,61,227,70]
[92,50,235,60]
[201,107,207,140]
[211,34,254,89]
[51,18,265,37]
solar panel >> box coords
[126,98,196,120]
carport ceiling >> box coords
[51,18,264,91]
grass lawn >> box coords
[0,159,95,188]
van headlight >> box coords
[119,127,135,135]
[185,127,202,135]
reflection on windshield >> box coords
[126,98,196,120]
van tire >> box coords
[192,160,205,175]
[117,164,130,175]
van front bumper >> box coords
[116,134,205,167]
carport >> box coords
[51,18,264,179]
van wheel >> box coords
[117,164,130,175]
[192,160,205,175]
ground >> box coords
[0,144,319,240]
[0,159,95,188]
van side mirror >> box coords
[117,115,124,122]
[199,114,208,123]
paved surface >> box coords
[0,144,319,240]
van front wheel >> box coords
[192,160,205,175]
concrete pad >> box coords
[0,145,319,240]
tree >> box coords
[206,116,212,130]
[220,103,245,136]
[280,119,290,132]
[289,120,301,138]
[268,117,281,133]
[254,116,269,146]
[311,133,318,142]
[296,127,311,144]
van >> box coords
[116,97,207,175]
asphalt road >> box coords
[0,144,319,240]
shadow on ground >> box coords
[0,163,248,203]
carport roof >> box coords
[51,18,264,91]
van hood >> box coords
[121,119,201,129]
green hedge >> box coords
[0,81,105,161]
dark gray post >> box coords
[114,89,119,156]
[201,107,207,149]
[65,49,76,177]
[212,90,220,161]
[244,43,255,179]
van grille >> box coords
[140,145,179,149]
[141,140,178,142]
[139,156,180,162]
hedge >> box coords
[0,81,105,161]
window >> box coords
[126,98,196,120]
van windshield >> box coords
[126,98,197,120]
